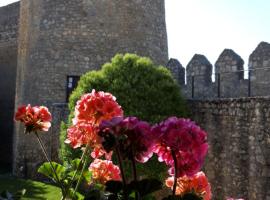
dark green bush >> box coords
[59,53,188,179]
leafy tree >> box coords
[60,53,188,180]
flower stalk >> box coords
[131,149,139,200]
[171,150,178,196]
[34,132,66,197]
[73,145,90,198]
[115,146,128,199]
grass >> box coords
[0,175,62,200]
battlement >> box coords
[166,41,270,99]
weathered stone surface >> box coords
[0,1,19,170]
[13,0,168,177]
[189,97,270,200]
[215,49,245,98]
[166,58,185,86]
[249,42,270,96]
[186,54,214,98]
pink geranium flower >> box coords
[165,171,212,200]
[15,104,52,133]
[152,117,208,177]
[65,122,99,148]
[73,90,123,125]
[66,90,123,158]
[89,159,121,184]
[99,116,154,163]
[65,122,112,159]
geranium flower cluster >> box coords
[152,117,208,178]
[99,116,153,163]
[65,90,209,187]
[89,159,121,184]
[15,90,211,198]
[165,171,212,200]
[73,90,123,125]
[65,90,123,183]
[65,90,123,159]
[15,104,52,133]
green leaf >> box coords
[38,162,66,183]
[162,195,182,200]
[105,180,123,194]
[66,188,84,200]
[82,170,92,182]
[13,189,26,200]
[127,179,162,197]
[181,193,203,200]
[67,159,92,182]
[71,158,82,170]
[84,188,103,200]
[142,194,156,200]
[0,189,26,200]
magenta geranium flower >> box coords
[152,117,208,177]
[99,116,154,163]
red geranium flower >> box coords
[152,117,208,177]
[165,171,212,200]
[15,104,52,133]
[73,90,123,125]
[89,159,121,184]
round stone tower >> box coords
[14,0,168,177]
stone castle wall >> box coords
[0,1,269,199]
[13,0,168,177]
[0,2,19,169]
[167,41,270,99]
[190,98,270,200]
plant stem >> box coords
[64,144,89,200]
[73,146,89,198]
[34,132,65,196]
[131,157,137,182]
[115,146,128,199]
[171,150,178,196]
[131,151,139,200]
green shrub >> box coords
[60,53,188,179]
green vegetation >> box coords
[60,53,188,180]
[0,176,61,200]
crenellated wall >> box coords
[167,41,270,99]
[0,2,269,200]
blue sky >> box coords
[1,0,270,69]
[165,0,270,68]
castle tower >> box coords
[215,49,244,98]
[186,54,213,99]
[249,41,270,96]
[14,0,168,177]
[0,2,19,171]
